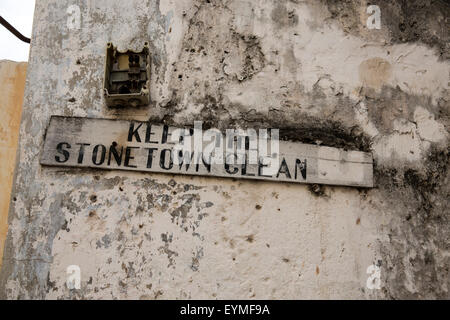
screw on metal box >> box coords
[103,42,151,108]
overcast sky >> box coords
[0,0,35,62]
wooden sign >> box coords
[40,116,373,187]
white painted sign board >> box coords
[40,116,373,187]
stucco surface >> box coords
[0,0,448,299]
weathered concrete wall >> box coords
[0,0,448,299]
[0,60,27,271]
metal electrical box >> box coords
[103,42,150,107]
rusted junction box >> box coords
[103,42,150,107]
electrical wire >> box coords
[0,15,31,43]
